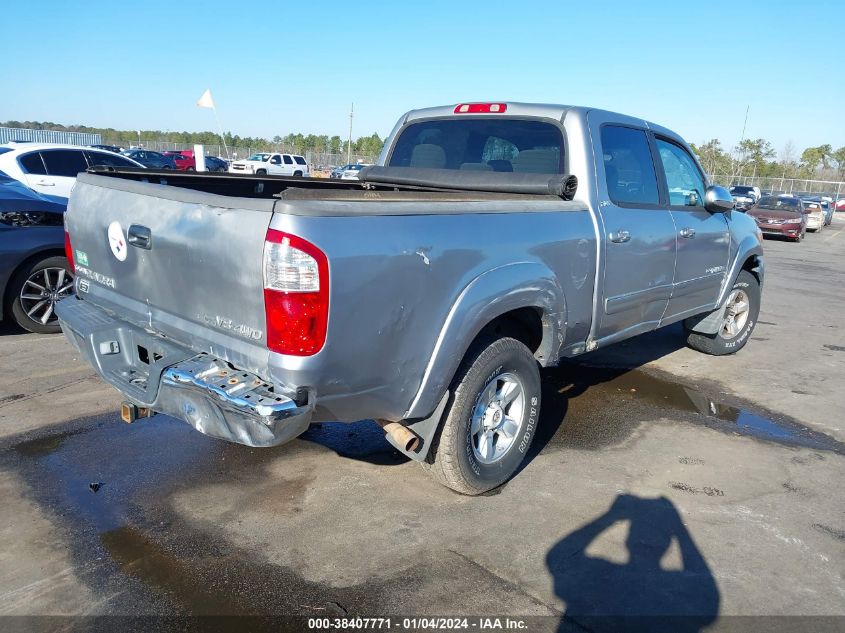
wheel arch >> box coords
[685,244,764,336]
[403,261,566,420]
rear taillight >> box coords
[454,102,507,114]
[263,229,329,356]
[64,215,75,273]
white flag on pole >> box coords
[196,89,215,109]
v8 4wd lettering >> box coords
[57,102,763,495]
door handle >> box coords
[680,227,696,238]
[127,224,152,249]
[609,230,631,243]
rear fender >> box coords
[403,261,566,420]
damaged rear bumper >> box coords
[55,297,313,447]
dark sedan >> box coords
[0,169,72,333]
[203,155,228,172]
[121,149,176,169]
[747,196,806,242]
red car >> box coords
[163,150,196,171]
[747,196,806,242]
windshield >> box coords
[730,186,753,194]
[756,196,799,211]
[346,165,363,171]
[246,153,270,162]
[388,118,564,174]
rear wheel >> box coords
[685,270,760,356]
[6,256,74,334]
[424,337,541,495]
[293,170,303,177]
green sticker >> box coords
[75,250,89,266]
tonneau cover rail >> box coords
[359,166,578,199]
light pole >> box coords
[137,130,141,148]
[347,102,354,165]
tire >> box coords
[685,270,760,356]
[186,167,195,172]
[6,255,74,334]
[255,169,267,176]
[424,337,541,495]
[293,170,303,177]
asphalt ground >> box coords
[0,213,843,632]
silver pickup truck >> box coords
[57,102,764,495]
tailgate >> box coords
[66,173,273,357]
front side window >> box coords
[388,118,564,174]
[86,151,138,168]
[41,150,89,177]
[270,155,281,164]
[655,139,706,207]
[600,126,660,206]
[283,155,293,165]
[19,152,47,175]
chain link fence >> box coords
[710,175,845,199]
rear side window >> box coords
[294,156,306,165]
[19,152,47,175]
[601,126,660,206]
[283,155,293,165]
[41,150,89,177]
[388,118,564,174]
[86,151,139,168]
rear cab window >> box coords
[600,125,660,206]
[387,118,564,174]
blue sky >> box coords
[2,1,843,153]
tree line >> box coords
[1,120,386,158]
[690,138,845,182]
[4,120,843,179]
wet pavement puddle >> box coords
[2,361,842,616]
[539,362,844,455]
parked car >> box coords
[800,198,826,231]
[58,103,764,495]
[805,197,834,226]
[0,169,72,333]
[835,199,845,212]
[228,152,309,177]
[0,143,144,199]
[729,185,761,211]
[203,155,228,172]
[89,144,123,154]
[163,151,196,171]
[122,149,177,169]
[822,201,834,225]
[339,164,370,180]
[747,195,806,241]
[330,164,356,179]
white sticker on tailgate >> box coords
[108,221,127,262]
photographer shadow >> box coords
[546,494,720,633]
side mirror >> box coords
[704,185,735,213]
